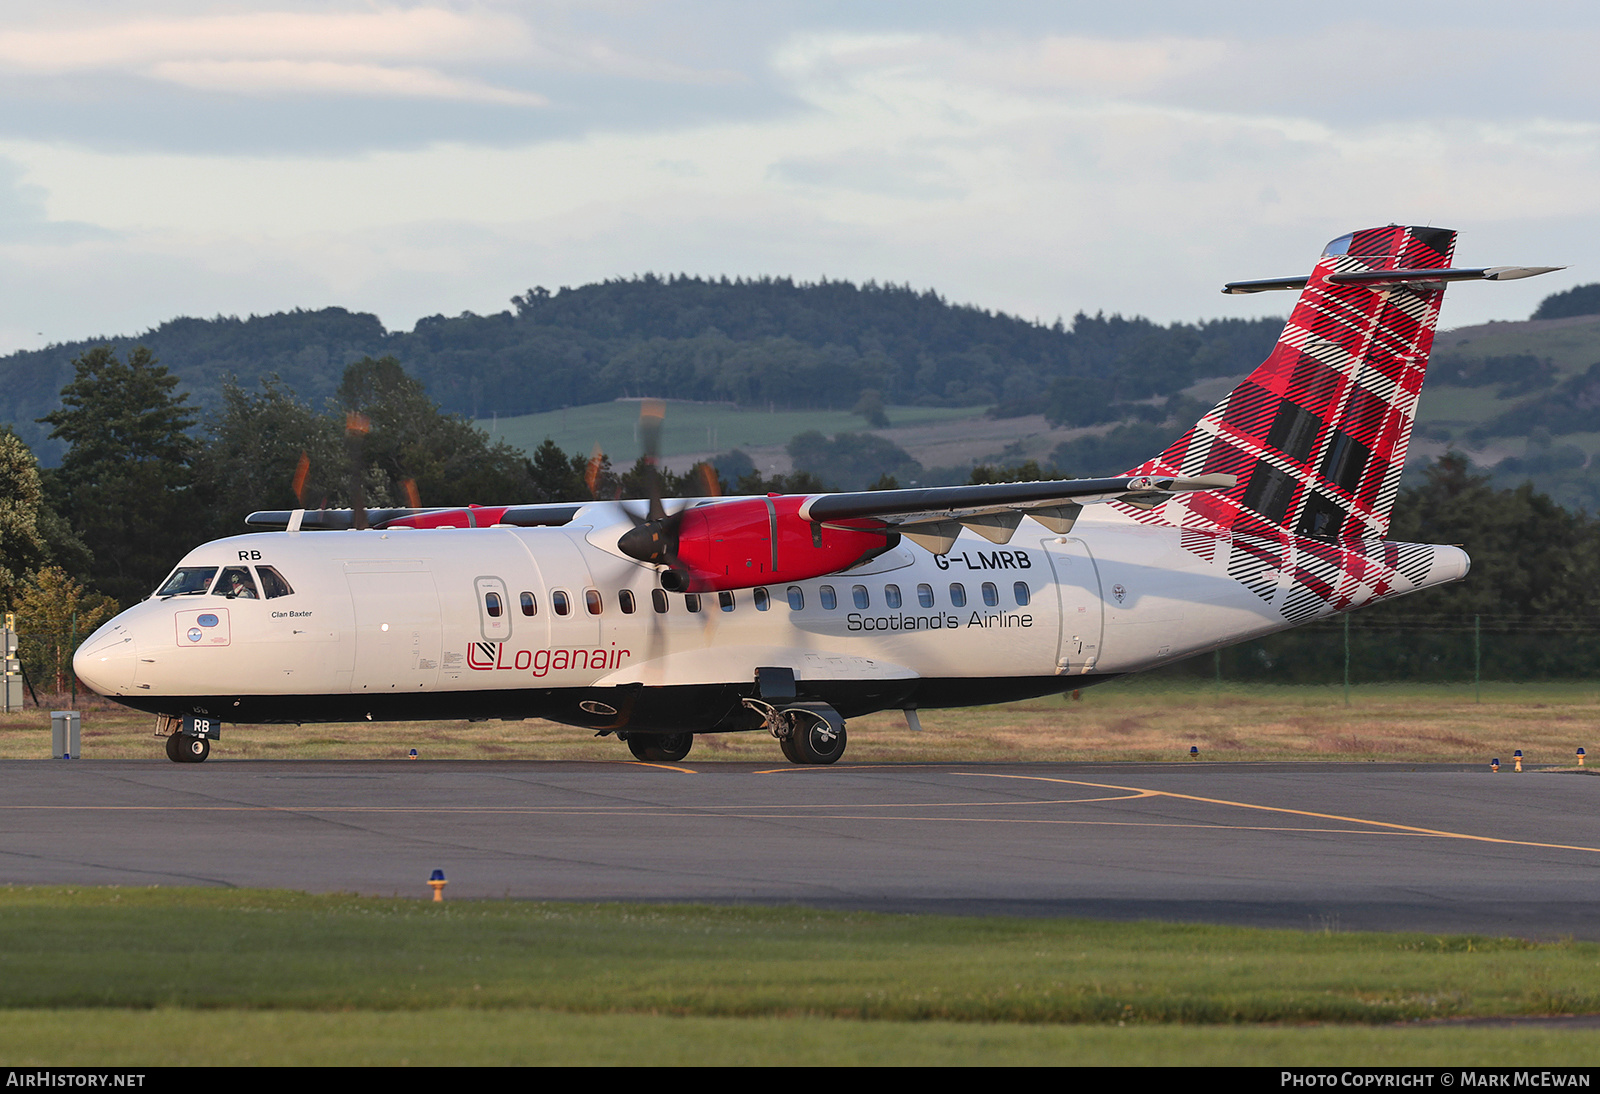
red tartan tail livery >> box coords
[1121,225,1556,622]
[1129,225,1460,541]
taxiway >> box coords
[3,760,1596,938]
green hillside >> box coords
[1432,314,1600,374]
[466,311,1600,503]
[479,401,981,466]
[7,274,1600,506]
[1412,315,1600,509]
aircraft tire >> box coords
[779,734,802,763]
[627,732,693,763]
[790,716,846,765]
[167,734,209,763]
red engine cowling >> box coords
[669,495,895,592]
[380,505,510,529]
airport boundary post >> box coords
[2,613,21,714]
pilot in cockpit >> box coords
[220,567,259,599]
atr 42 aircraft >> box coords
[75,225,1558,764]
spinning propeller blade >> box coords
[345,412,371,531]
[617,399,693,591]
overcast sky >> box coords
[1,1,1595,356]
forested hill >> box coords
[0,275,1284,464]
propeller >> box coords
[345,411,371,530]
[292,451,310,505]
[617,399,694,591]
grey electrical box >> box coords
[51,710,80,759]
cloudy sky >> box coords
[0,1,1594,356]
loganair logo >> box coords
[468,641,632,677]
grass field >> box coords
[2,889,1599,1066]
[5,679,1594,766]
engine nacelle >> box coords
[379,505,511,529]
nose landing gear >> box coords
[164,732,210,763]
[158,714,213,763]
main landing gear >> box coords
[626,732,694,763]
[744,699,848,765]
[164,732,210,763]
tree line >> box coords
[0,278,1287,465]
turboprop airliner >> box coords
[74,225,1558,764]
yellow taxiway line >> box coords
[959,772,1600,856]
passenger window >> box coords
[917,583,934,608]
[787,586,804,610]
[754,587,770,611]
[585,589,603,615]
[719,591,735,612]
[885,584,901,609]
[216,567,259,600]
[685,593,702,613]
[652,589,668,613]
[619,590,637,614]
[982,582,998,607]
[820,585,837,610]
[949,583,967,608]
[519,591,537,617]
[485,591,503,618]
[552,590,571,616]
[257,566,294,599]
[1013,582,1030,607]
[852,585,869,609]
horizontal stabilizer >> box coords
[1225,266,1562,294]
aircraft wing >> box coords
[798,473,1236,554]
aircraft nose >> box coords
[74,620,138,697]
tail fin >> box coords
[1128,224,1456,541]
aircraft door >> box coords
[346,561,443,694]
[474,576,512,643]
[1040,537,1103,676]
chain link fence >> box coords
[7,623,84,708]
[1167,613,1600,686]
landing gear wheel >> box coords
[166,734,210,763]
[778,734,802,763]
[788,715,847,765]
[627,732,693,763]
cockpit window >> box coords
[1322,232,1353,257]
[257,566,294,599]
[216,567,259,599]
[156,567,217,597]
